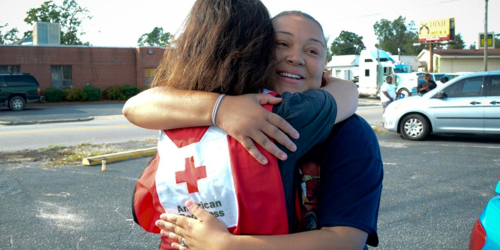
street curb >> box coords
[82,147,156,166]
[0,116,94,126]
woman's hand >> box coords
[216,94,299,165]
[156,201,233,250]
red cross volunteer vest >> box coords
[132,100,288,249]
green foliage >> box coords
[122,85,139,99]
[83,85,101,101]
[139,86,149,93]
[137,27,171,46]
[63,87,87,101]
[23,0,92,45]
[44,87,64,102]
[373,17,424,56]
[104,86,126,100]
[330,31,366,56]
[447,33,466,49]
[0,23,19,44]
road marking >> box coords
[0,125,135,136]
[356,109,383,114]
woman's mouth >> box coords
[277,72,304,80]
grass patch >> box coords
[0,139,156,167]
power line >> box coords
[330,0,464,22]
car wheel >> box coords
[398,88,410,98]
[399,114,430,140]
[9,96,26,111]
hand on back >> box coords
[216,94,299,165]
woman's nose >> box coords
[286,51,305,66]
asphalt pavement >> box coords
[1,132,500,249]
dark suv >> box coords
[0,73,44,111]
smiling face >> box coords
[272,15,326,94]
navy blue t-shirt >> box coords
[273,90,338,233]
[299,114,383,247]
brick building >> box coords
[0,45,165,90]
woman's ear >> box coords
[321,72,328,87]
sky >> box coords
[2,0,499,51]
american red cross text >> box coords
[175,157,207,194]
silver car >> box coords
[383,71,500,140]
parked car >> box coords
[468,180,500,250]
[0,73,43,111]
[442,72,473,82]
[383,70,500,140]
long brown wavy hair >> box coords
[151,0,276,95]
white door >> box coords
[433,76,485,133]
[484,74,500,134]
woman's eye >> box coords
[276,42,288,47]
[307,50,319,55]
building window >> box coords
[144,68,156,86]
[51,65,72,89]
[365,69,370,77]
[0,65,21,74]
[336,70,341,78]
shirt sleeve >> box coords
[272,89,338,232]
[273,89,337,163]
[317,115,383,247]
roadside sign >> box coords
[418,18,455,42]
[477,33,495,49]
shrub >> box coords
[122,84,139,99]
[104,86,126,100]
[84,85,101,102]
[63,88,88,102]
[139,86,149,93]
[44,87,64,102]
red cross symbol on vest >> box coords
[175,156,207,194]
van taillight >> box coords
[37,87,41,95]
[469,219,486,250]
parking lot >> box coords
[1,130,499,249]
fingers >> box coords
[266,112,299,140]
[185,200,214,222]
[156,220,187,237]
[248,130,288,161]
[255,94,283,105]
[238,137,269,165]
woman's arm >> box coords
[123,87,298,164]
[320,76,359,123]
[156,201,368,250]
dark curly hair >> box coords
[151,0,276,95]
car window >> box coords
[5,76,38,86]
[433,74,444,81]
[443,76,484,98]
[489,75,500,97]
[0,76,7,87]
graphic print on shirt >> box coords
[156,126,239,228]
[298,162,321,231]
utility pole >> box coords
[429,42,434,73]
[484,0,488,71]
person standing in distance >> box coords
[380,76,396,113]
[417,73,437,94]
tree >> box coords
[469,42,477,50]
[24,0,92,45]
[137,27,171,47]
[329,31,365,56]
[447,33,466,49]
[373,16,424,56]
[0,23,20,44]
[325,35,333,63]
